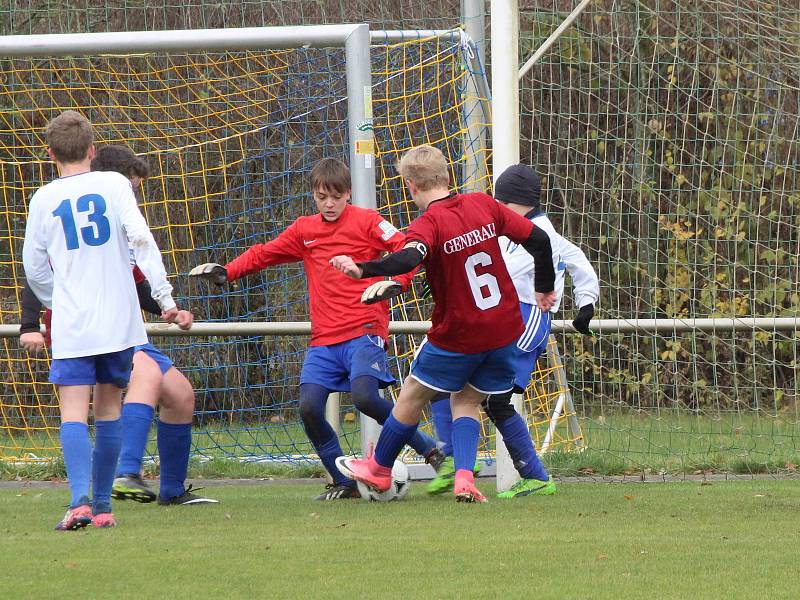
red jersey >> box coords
[406,192,535,354]
[225,204,414,346]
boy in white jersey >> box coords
[22,111,187,529]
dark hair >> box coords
[45,110,93,164]
[310,158,351,194]
[90,145,150,180]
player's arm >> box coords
[560,236,599,334]
[495,201,556,310]
[116,183,177,316]
[190,223,304,286]
[329,241,427,304]
[19,281,46,353]
[373,215,418,291]
[22,198,54,309]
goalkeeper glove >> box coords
[361,279,403,305]
[572,303,595,335]
[189,263,228,286]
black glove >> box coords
[572,303,595,335]
[189,263,228,286]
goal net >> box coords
[519,0,799,475]
[0,26,583,466]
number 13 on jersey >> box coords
[52,194,111,250]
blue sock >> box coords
[157,421,192,500]
[92,419,122,514]
[60,422,92,509]
[452,417,480,473]
[116,402,154,477]
[497,413,549,480]
[430,395,454,456]
[318,436,354,488]
[350,376,436,458]
[374,415,418,468]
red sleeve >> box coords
[405,213,437,250]
[224,221,304,281]
[371,214,418,290]
[493,199,535,243]
[132,265,146,284]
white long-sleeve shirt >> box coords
[499,212,599,313]
[22,170,175,359]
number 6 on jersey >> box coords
[465,251,501,310]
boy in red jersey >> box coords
[331,145,557,502]
[189,158,442,500]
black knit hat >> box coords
[494,164,541,209]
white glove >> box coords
[361,280,403,305]
[189,263,228,285]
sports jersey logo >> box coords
[443,223,497,254]
[303,240,316,246]
[378,220,399,241]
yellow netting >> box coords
[0,34,582,463]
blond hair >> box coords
[45,110,93,164]
[397,145,450,191]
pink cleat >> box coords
[335,455,392,493]
[454,469,487,503]
[54,505,93,531]
[91,513,117,528]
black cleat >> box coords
[157,484,219,506]
[314,483,361,501]
[424,447,447,472]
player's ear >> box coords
[86,144,96,161]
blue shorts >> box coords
[134,343,174,375]
[300,335,395,393]
[511,303,552,391]
[49,347,136,388]
[410,339,518,395]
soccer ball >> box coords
[357,460,410,502]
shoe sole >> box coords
[497,484,557,499]
[455,492,487,504]
[112,488,156,503]
[55,517,92,531]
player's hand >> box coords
[361,280,403,305]
[173,309,194,331]
[535,290,557,312]
[572,303,595,335]
[329,255,363,279]
[161,307,178,323]
[20,331,46,353]
[189,263,228,285]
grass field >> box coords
[1,479,798,599]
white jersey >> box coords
[22,171,176,359]
[499,212,599,313]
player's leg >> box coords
[50,360,94,530]
[113,347,161,503]
[336,340,467,491]
[91,348,135,527]
[157,364,217,505]
[450,385,488,503]
[484,391,555,498]
[429,392,453,456]
[346,336,442,465]
[490,308,556,498]
[425,392,481,495]
[299,382,360,499]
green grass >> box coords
[1,480,799,599]
[3,413,799,480]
